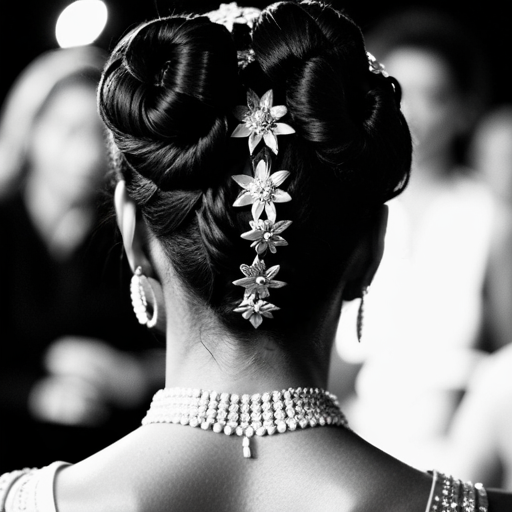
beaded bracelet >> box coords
[427,471,488,512]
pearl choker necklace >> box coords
[142,387,348,458]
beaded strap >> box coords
[0,468,37,512]
[427,471,488,512]
[142,387,348,458]
[0,462,68,512]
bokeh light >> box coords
[55,0,108,48]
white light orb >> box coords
[56,0,108,48]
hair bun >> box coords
[251,2,370,165]
[99,16,239,190]
[249,1,411,203]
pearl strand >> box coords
[142,387,349,458]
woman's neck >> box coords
[164,336,329,395]
[162,295,337,395]
[148,234,344,396]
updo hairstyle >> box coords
[98,1,412,333]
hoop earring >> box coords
[130,266,159,328]
[357,287,369,343]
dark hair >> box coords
[99,1,412,335]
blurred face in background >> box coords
[384,47,466,165]
[26,80,107,207]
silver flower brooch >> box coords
[231,89,294,328]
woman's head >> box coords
[99,1,411,337]
[0,46,108,199]
[26,71,108,209]
[365,8,488,165]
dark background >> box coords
[1,0,510,108]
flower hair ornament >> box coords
[206,2,260,32]
[231,89,295,328]
[367,51,388,77]
[206,2,261,69]
[232,89,295,155]
[208,5,296,327]
[367,50,403,104]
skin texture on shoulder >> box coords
[55,421,433,512]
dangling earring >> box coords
[357,287,369,343]
[130,266,159,328]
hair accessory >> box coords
[231,91,295,328]
[130,266,159,328]
[232,148,291,221]
[367,51,389,77]
[241,219,292,255]
[233,294,280,329]
[142,387,349,459]
[232,89,295,155]
[234,255,286,296]
[232,143,293,327]
[237,48,255,69]
[206,2,260,69]
[206,2,261,32]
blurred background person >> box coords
[470,105,512,352]
[429,105,512,490]
[0,45,165,473]
[330,7,496,469]
[440,342,512,490]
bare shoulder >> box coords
[240,425,434,512]
[54,424,435,512]
[55,428,153,512]
[325,428,434,512]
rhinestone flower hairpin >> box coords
[232,89,295,155]
[206,2,261,31]
[367,51,389,77]
[231,90,295,328]
[207,4,296,327]
[206,2,261,69]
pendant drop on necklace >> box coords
[242,436,251,458]
[142,387,349,459]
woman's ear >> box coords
[114,180,151,273]
[343,205,388,301]
[114,181,166,332]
